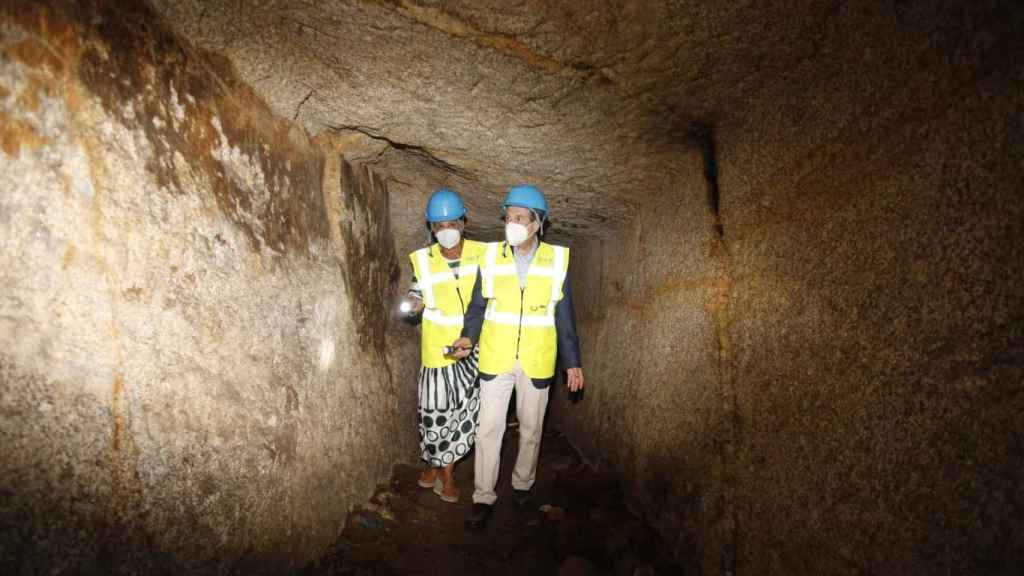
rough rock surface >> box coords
[157,1,1019,241]
[549,155,728,572]
[149,0,717,239]
[712,3,1024,569]
[0,2,411,573]
[551,2,1024,574]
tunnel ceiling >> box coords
[151,0,848,238]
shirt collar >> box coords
[512,239,539,261]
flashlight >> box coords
[398,296,421,318]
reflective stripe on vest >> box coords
[478,242,569,379]
[409,240,485,368]
[480,242,499,298]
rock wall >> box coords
[0,2,407,574]
[550,156,729,573]
[551,3,1023,574]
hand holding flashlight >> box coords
[445,337,473,358]
[398,296,424,317]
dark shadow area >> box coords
[303,428,682,576]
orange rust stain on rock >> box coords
[623,299,648,315]
[122,286,143,302]
[66,0,326,254]
[621,275,721,314]
[0,110,47,155]
[1,37,67,73]
[111,373,126,454]
[1,4,83,85]
[108,370,144,514]
[62,244,76,269]
[1,7,84,157]
[704,276,732,316]
[334,159,400,349]
[15,73,59,111]
[15,83,41,112]
[388,0,563,74]
[8,0,330,260]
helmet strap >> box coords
[531,209,546,238]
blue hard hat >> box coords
[425,188,466,222]
[502,185,548,217]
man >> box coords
[406,188,486,503]
[449,184,584,530]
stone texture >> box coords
[157,1,1008,242]
[549,155,727,573]
[715,3,1024,572]
[0,2,411,573]
[552,1,1023,574]
[147,0,700,240]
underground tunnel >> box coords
[1,0,1022,574]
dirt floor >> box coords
[302,424,682,576]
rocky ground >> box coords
[302,425,682,576]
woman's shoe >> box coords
[417,469,438,488]
[433,477,459,503]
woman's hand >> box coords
[448,337,473,359]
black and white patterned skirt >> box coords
[417,347,480,467]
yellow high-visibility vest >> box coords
[479,241,569,379]
[410,239,486,368]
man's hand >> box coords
[448,337,473,359]
[566,367,584,392]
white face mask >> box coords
[435,228,461,249]
[505,222,532,247]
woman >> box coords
[405,188,485,502]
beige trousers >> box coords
[472,361,550,505]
